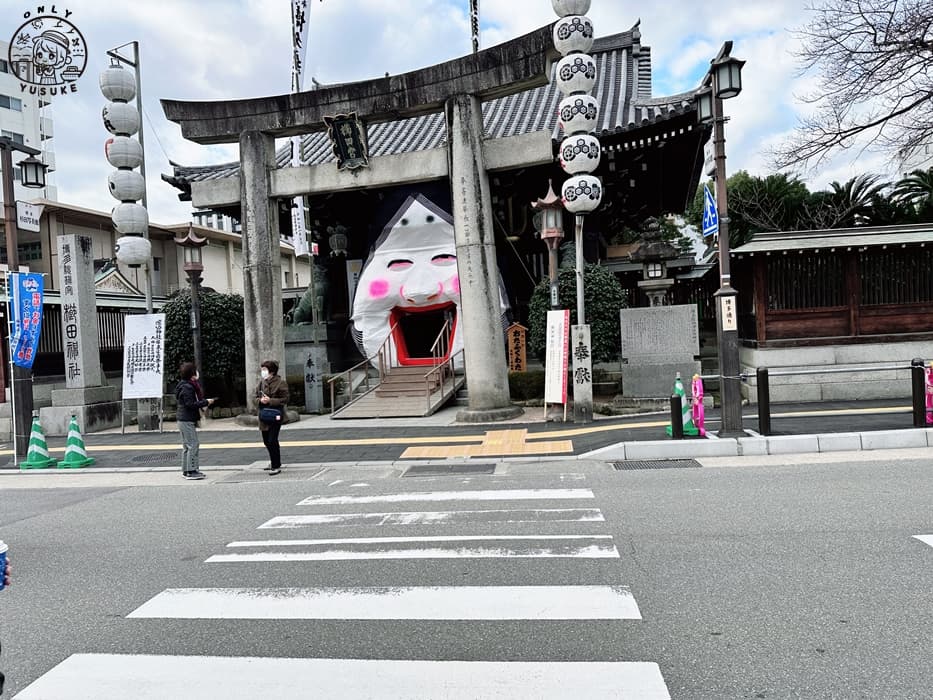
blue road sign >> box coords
[702,185,719,238]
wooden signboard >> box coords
[507,322,527,372]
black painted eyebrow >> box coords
[387,258,413,266]
[431,254,457,261]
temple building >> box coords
[162,23,712,378]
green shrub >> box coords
[509,370,546,400]
[527,264,628,363]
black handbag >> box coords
[258,407,282,424]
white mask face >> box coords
[260,369,270,380]
[193,372,199,380]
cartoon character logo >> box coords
[8,12,88,91]
[351,194,508,370]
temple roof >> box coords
[734,223,933,254]
[164,24,698,190]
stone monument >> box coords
[40,234,121,434]
[619,304,701,399]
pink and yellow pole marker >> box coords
[925,363,933,425]
[692,374,706,436]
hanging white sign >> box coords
[16,201,43,232]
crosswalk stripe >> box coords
[914,534,933,548]
[227,534,615,547]
[296,488,595,506]
[127,586,641,620]
[205,537,619,562]
[259,508,604,527]
[14,654,671,699]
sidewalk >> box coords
[0,399,929,477]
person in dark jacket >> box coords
[251,359,289,476]
[175,361,214,480]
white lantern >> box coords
[555,54,597,95]
[553,15,594,56]
[558,94,599,135]
[114,235,151,267]
[112,202,149,235]
[559,134,601,175]
[552,0,591,17]
[105,136,144,169]
[99,65,136,103]
[107,170,146,202]
[102,102,139,136]
[561,174,602,213]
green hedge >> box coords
[509,370,546,400]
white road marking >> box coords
[205,538,619,562]
[913,534,933,548]
[227,534,615,547]
[296,488,594,506]
[14,655,671,699]
[259,508,605,527]
[128,586,640,620]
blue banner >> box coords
[11,273,43,369]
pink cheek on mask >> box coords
[369,279,390,298]
[450,276,460,295]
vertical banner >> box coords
[10,273,44,369]
[571,324,593,423]
[544,309,570,404]
[122,313,166,399]
[345,259,362,309]
[290,0,311,256]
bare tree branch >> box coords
[772,0,933,170]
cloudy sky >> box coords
[4,0,898,224]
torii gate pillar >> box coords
[446,93,520,420]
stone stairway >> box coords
[331,365,464,419]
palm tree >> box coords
[808,174,888,228]
[892,168,933,221]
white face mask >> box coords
[260,369,269,380]
[193,372,199,381]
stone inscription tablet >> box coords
[620,305,699,363]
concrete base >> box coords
[740,339,933,403]
[40,402,122,436]
[51,385,117,406]
[456,405,524,423]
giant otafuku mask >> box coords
[351,194,507,369]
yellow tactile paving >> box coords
[401,429,573,458]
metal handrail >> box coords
[767,363,910,377]
[328,323,399,414]
[429,319,450,359]
[423,348,463,413]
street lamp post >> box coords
[697,42,745,437]
[1,137,47,457]
[173,229,208,380]
[531,181,565,309]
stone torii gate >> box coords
[162,26,557,421]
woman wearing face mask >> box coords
[253,359,289,476]
[175,361,214,480]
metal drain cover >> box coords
[130,452,181,464]
[403,463,496,477]
[612,459,701,470]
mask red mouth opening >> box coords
[389,302,457,365]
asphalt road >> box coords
[1,455,931,698]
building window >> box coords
[0,60,8,74]
[1,130,24,145]
[0,94,23,111]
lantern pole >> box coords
[107,42,151,314]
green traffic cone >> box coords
[20,416,57,469]
[58,415,94,469]
[666,372,700,437]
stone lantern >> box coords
[630,218,679,307]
